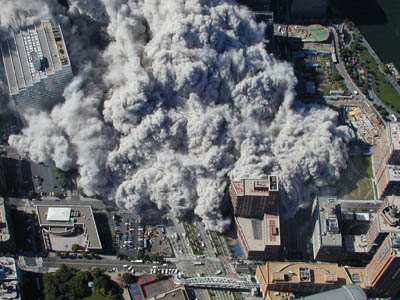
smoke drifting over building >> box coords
[3,0,350,231]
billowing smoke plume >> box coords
[4,0,350,231]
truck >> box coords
[194,261,203,266]
[215,270,222,275]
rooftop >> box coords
[344,235,369,253]
[47,207,71,222]
[0,257,20,299]
[315,196,342,247]
[235,211,281,251]
[257,261,366,288]
[35,205,101,251]
[385,165,400,182]
[0,198,10,242]
[1,20,70,95]
[294,284,367,300]
[232,177,278,197]
[376,196,400,234]
[146,285,188,300]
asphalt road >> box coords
[43,256,176,272]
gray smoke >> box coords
[5,0,350,231]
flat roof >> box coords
[385,165,400,182]
[1,20,70,95]
[344,235,369,253]
[47,207,71,222]
[142,277,177,298]
[315,196,342,247]
[235,211,281,251]
[231,177,278,197]
[35,205,101,250]
[146,286,188,300]
[0,257,20,299]
[258,261,366,288]
[376,196,400,234]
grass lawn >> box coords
[360,48,400,112]
[337,155,374,200]
[82,291,107,300]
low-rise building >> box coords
[256,261,366,300]
[0,257,20,299]
[128,275,189,300]
[35,205,102,252]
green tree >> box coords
[67,271,92,299]
[27,190,36,200]
[122,273,133,284]
[380,62,389,73]
[71,244,80,253]
[93,275,111,293]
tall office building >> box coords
[372,122,400,198]
[366,196,400,253]
[311,196,343,261]
[365,232,400,297]
[1,20,73,114]
[231,177,281,260]
[230,177,278,218]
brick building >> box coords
[372,123,400,198]
[365,232,400,297]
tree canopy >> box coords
[43,265,122,300]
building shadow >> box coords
[332,0,388,25]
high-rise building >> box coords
[290,0,329,17]
[230,177,278,218]
[372,123,400,198]
[365,232,400,297]
[1,20,73,114]
[311,196,343,261]
[231,177,281,260]
[365,196,400,253]
[235,208,281,259]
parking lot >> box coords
[113,214,139,257]
[30,163,65,198]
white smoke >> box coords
[4,0,350,231]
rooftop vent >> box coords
[299,268,311,282]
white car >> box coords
[123,264,129,268]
